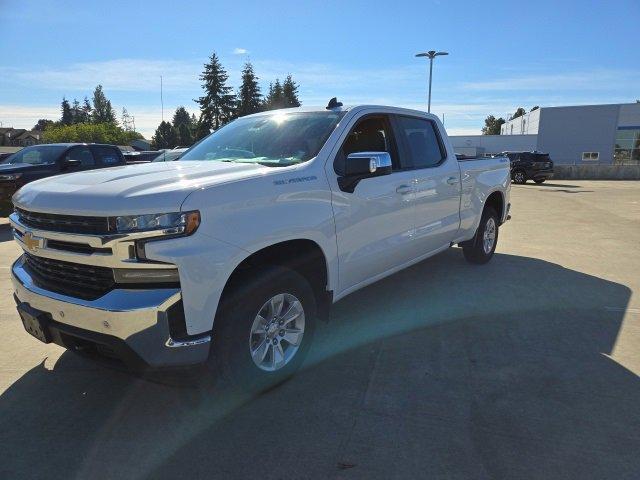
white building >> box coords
[450,103,640,165]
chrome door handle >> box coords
[395,185,413,195]
[446,176,459,185]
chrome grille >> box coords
[23,253,115,300]
[16,208,112,235]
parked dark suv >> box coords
[501,151,554,184]
[0,143,126,216]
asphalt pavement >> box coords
[0,181,639,479]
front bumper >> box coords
[12,256,211,369]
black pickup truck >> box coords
[0,143,125,216]
[501,151,554,184]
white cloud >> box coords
[233,48,248,55]
[0,105,60,129]
[460,69,640,92]
[9,59,202,92]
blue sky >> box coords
[1,0,638,138]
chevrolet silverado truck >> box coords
[10,102,511,389]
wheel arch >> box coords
[484,190,505,223]
[217,239,333,323]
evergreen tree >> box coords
[61,98,73,125]
[194,115,211,141]
[71,99,82,124]
[172,106,192,128]
[172,106,194,145]
[195,52,236,131]
[91,85,117,124]
[282,74,301,108]
[264,79,285,110]
[81,97,93,123]
[152,121,178,149]
[237,62,262,117]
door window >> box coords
[335,116,398,174]
[66,147,95,166]
[394,116,445,169]
[93,147,121,165]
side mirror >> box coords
[345,152,392,176]
[62,158,81,170]
[338,152,392,193]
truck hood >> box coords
[12,161,266,216]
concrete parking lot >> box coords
[0,181,639,479]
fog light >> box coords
[113,268,180,284]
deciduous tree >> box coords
[43,123,142,144]
[481,115,505,135]
[33,119,55,131]
[510,107,526,120]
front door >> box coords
[329,114,417,293]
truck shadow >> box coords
[0,250,638,479]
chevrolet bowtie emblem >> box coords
[23,231,43,252]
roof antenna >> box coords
[326,97,343,110]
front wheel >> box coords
[534,178,545,184]
[211,266,317,392]
[462,207,499,264]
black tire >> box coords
[512,170,527,184]
[210,265,317,392]
[533,178,545,184]
[462,207,499,265]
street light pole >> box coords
[415,50,449,113]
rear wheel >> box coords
[534,178,545,184]
[211,266,317,392]
[513,170,526,184]
[462,207,499,264]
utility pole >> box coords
[160,75,164,123]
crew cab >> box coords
[9,103,511,389]
[0,143,126,216]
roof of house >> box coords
[14,130,42,141]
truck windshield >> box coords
[4,145,66,165]
[179,111,346,166]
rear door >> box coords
[330,114,418,292]
[392,114,461,254]
[91,146,124,167]
[64,146,98,172]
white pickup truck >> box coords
[10,102,510,388]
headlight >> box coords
[0,173,22,181]
[114,210,200,235]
